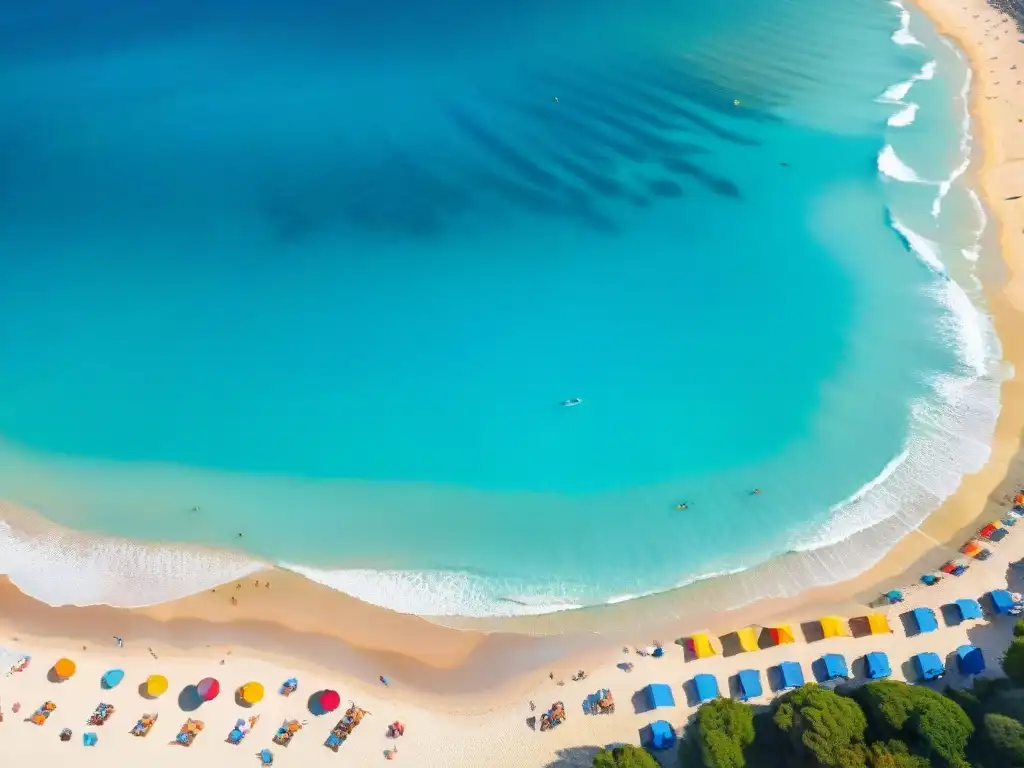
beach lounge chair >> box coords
[911,607,939,633]
[323,706,366,751]
[885,590,904,604]
[29,701,56,725]
[864,652,891,680]
[259,748,274,766]
[693,674,719,703]
[280,678,298,697]
[644,683,675,709]
[643,720,676,750]
[735,669,762,701]
[990,589,1018,615]
[956,645,985,675]
[952,598,983,621]
[272,719,302,746]
[776,661,804,690]
[83,732,98,747]
[173,719,204,746]
[819,654,849,681]
[913,652,945,681]
[920,574,940,586]
[87,703,115,726]
[227,716,260,745]
[130,714,158,737]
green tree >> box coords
[866,741,929,768]
[1014,619,1024,638]
[856,681,972,767]
[592,744,660,768]
[692,698,756,768]
[985,688,1024,722]
[1003,638,1024,685]
[773,684,868,767]
[983,713,1024,766]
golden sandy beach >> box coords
[3,0,1024,765]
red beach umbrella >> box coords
[319,689,341,712]
[197,677,220,701]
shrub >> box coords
[866,740,930,768]
[1014,618,1024,638]
[1003,638,1024,685]
[983,713,1024,766]
[593,744,660,768]
[773,684,868,767]
[694,698,756,768]
[856,681,972,767]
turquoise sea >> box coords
[0,0,1003,615]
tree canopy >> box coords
[692,698,756,768]
[592,744,660,768]
[983,713,1024,766]
[1004,638,1024,686]
[773,685,868,767]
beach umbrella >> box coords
[145,674,168,697]
[197,677,220,701]
[102,669,124,689]
[54,658,76,679]
[239,682,264,705]
[319,689,341,713]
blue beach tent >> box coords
[953,598,983,621]
[644,682,675,709]
[864,652,891,680]
[913,652,945,681]
[101,669,124,689]
[990,589,1015,615]
[911,607,939,633]
[693,673,719,703]
[736,669,762,701]
[643,720,677,750]
[83,732,98,747]
[956,645,985,675]
[821,654,848,680]
[777,661,804,689]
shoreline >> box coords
[1,0,1023,706]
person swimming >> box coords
[676,502,689,510]
[751,488,762,496]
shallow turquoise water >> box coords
[0,0,999,614]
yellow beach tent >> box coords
[145,674,169,697]
[54,657,76,679]
[239,681,265,705]
[686,633,721,659]
[866,613,892,635]
[733,626,759,653]
[819,616,850,639]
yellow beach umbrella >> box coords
[819,615,850,639]
[866,613,892,635]
[54,657,76,679]
[146,674,169,697]
[239,681,265,705]
[686,633,721,659]
[733,626,760,653]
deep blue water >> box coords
[0,0,991,615]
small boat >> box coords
[561,398,582,407]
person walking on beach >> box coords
[113,636,123,648]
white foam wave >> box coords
[889,216,947,275]
[878,60,934,129]
[887,104,918,128]
[961,190,986,262]
[0,508,265,608]
[932,66,974,218]
[878,145,926,183]
[889,0,924,46]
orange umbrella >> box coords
[54,658,76,679]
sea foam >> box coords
[878,145,927,183]
[0,505,265,608]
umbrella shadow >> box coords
[235,690,256,708]
[138,682,158,700]
[178,685,202,712]
[307,691,327,717]
[46,667,62,683]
